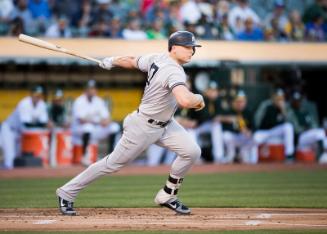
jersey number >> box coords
[147,63,159,85]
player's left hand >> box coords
[195,101,205,111]
[99,57,115,70]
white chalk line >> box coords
[33,220,57,225]
[268,222,327,227]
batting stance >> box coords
[56,31,205,215]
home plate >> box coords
[245,220,262,226]
[33,220,56,225]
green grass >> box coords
[0,170,327,209]
[1,231,327,234]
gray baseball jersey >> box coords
[57,53,201,203]
[137,53,187,122]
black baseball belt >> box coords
[137,109,170,128]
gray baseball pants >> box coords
[57,111,201,202]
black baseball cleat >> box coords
[160,199,191,215]
[58,196,76,216]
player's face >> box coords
[172,45,194,64]
[233,98,247,112]
[86,87,97,98]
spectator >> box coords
[303,0,327,24]
[45,16,72,38]
[228,0,261,34]
[219,90,257,164]
[215,0,230,22]
[71,0,92,37]
[122,19,147,40]
[264,0,289,41]
[108,17,123,38]
[180,0,202,24]
[289,92,327,162]
[9,0,35,35]
[287,10,305,41]
[236,17,264,41]
[90,0,113,26]
[264,17,288,41]
[165,1,184,34]
[28,0,51,34]
[195,14,219,39]
[253,89,295,161]
[144,0,169,24]
[9,17,25,36]
[0,0,14,35]
[50,0,79,19]
[0,86,49,169]
[217,13,234,40]
[305,14,326,41]
[71,80,121,166]
[28,0,51,20]
[88,19,111,37]
[146,19,166,39]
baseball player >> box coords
[71,80,121,166]
[0,86,48,169]
[56,31,205,215]
[253,89,295,161]
[48,89,69,128]
[290,92,327,161]
[188,80,225,163]
[218,90,257,164]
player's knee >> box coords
[283,122,293,132]
[188,144,201,162]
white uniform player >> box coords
[56,31,205,215]
[71,80,121,165]
[1,86,48,169]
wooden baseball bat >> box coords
[18,34,101,64]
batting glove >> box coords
[99,57,115,70]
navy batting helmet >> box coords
[168,31,201,54]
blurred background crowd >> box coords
[0,0,327,42]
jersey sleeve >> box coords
[162,66,187,90]
[136,54,156,72]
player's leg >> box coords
[147,144,165,166]
[56,112,163,215]
[0,123,16,169]
[154,119,201,214]
[223,131,237,163]
[298,128,326,159]
[239,135,258,164]
[211,121,224,163]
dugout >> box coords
[0,38,327,122]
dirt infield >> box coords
[1,163,326,179]
[0,208,327,231]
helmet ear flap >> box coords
[192,47,196,56]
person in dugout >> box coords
[253,89,295,161]
[218,90,257,164]
[0,86,49,169]
[71,80,121,166]
[289,92,327,163]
